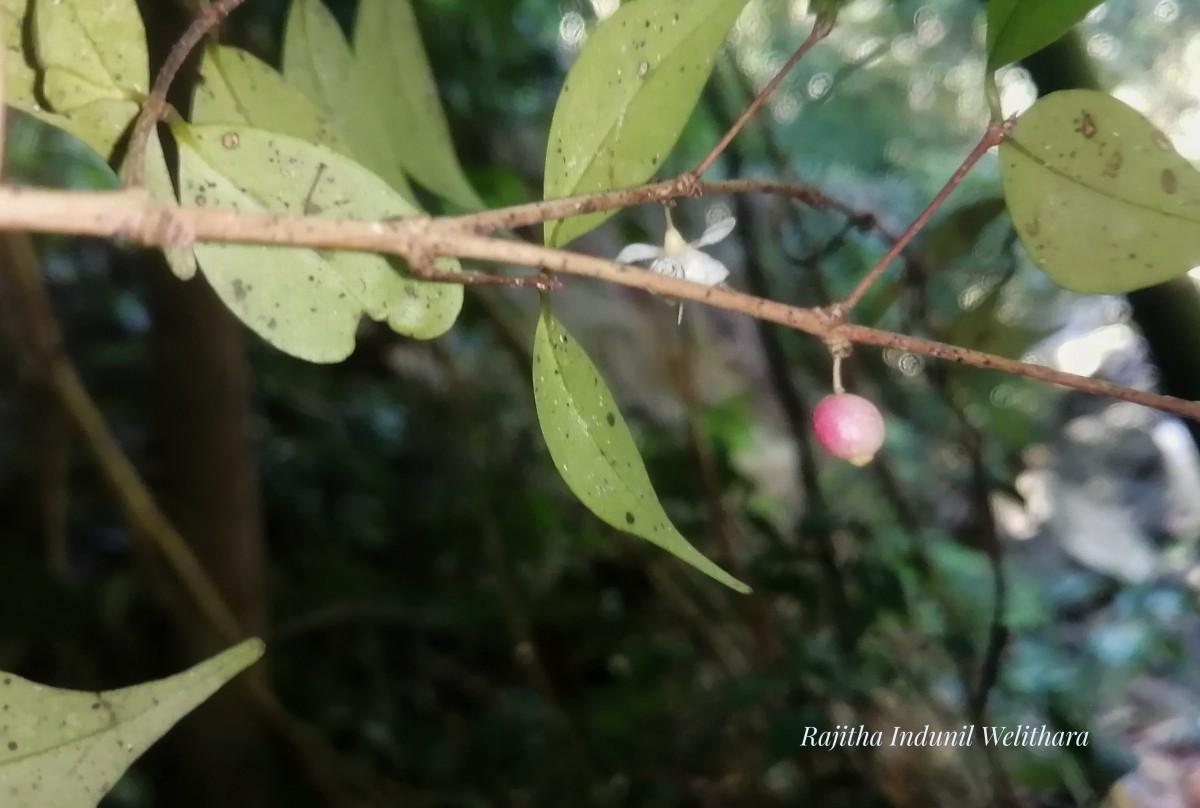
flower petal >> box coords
[678,250,729,286]
[649,256,685,278]
[615,243,663,264]
[691,216,736,249]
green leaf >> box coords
[986,0,1103,71]
[144,130,199,280]
[192,45,345,151]
[543,0,749,247]
[2,0,40,112]
[1000,90,1200,294]
[174,122,462,362]
[281,0,414,201]
[809,0,852,21]
[1,0,109,153]
[946,284,1045,360]
[353,0,482,210]
[532,308,749,593]
[29,0,148,160]
[0,638,263,808]
[32,0,148,103]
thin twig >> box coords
[123,0,248,186]
[839,118,1015,313]
[692,16,834,178]
[444,177,858,237]
[0,185,1198,422]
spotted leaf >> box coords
[532,307,749,593]
[0,639,263,808]
[543,0,749,247]
[174,123,462,362]
[1001,90,1200,294]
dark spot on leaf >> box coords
[232,279,248,302]
[6,741,15,751]
[625,512,635,525]
[1074,112,1097,139]
[1161,168,1178,194]
[606,412,615,426]
[1102,149,1123,179]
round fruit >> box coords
[813,393,885,466]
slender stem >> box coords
[839,117,1015,313]
[123,0,248,186]
[0,185,1197,423]
[446,178,827,235]
[692,17,834,178]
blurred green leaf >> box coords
[281,0,415,201]
[543,0,749,247]
[32,0,148,103]
[922,197,1007,270]
[30,0,146,159]
[532,306,749,593]
[942,279,1051,442]
[946,284,1046,360]
[173,122,462,362]
[353,0,482,210]
[1001,90,1200,294]
[0,639,263,808]
[2,0,38,111]
[193,45,345,150]
[987,0,1104,70]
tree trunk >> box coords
[146,264,275,807]
[136,0,276,801]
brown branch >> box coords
[123,0,248,186]
[692,16,834,178]
[0,185,1198,424]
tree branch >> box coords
[0,185,1197,423]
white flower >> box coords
[615,210,735,323]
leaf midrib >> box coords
[1006,136,1200,227]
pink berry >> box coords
[813,393,885,466]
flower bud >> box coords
[813,393,885,466]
